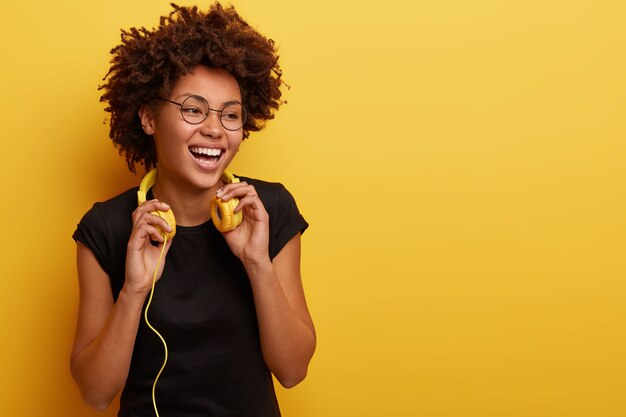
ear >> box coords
[138,105,156,135]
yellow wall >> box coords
[1,1,625,416]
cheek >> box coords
[154,122,195,145]
[153,127,192,162]
[228,132,244,150]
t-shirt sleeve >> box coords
[267,183,309,260]
[72,203,111,276]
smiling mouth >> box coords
[189,146,223,163]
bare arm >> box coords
[219,183,316,387]
[245,233,316,388]
[70,200,173,410]
[70,243,147,410]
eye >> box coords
[182,106,202,115]
[221,103,244,121]
[180,95,209,118]
[222,111,241,120]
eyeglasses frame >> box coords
[156,95,247,131]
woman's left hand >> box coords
[216,181,270,264]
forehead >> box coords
[171,65,241,103]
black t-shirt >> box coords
[73,176,308,417]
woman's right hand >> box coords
[124,199,174,295]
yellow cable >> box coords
[143,236,169,417]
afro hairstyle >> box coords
[99,2,284,172]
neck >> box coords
[152,176,223,227]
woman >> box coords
[70,4,315,416]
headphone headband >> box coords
[138,168,238,204]
[137,168,176,240]
[221,170,239,185]
[138,168,158,205]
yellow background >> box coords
[1,0,625,416]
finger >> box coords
[216,181,251,200]
[128,222,165,249]
[145,216,175,242]
[139,207,176,236]
[135,204,174,233]
[133,200,171,222]
[143,199,172,214]
[232,194,263,212]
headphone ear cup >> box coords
[210,197,242,232]
[152,208,176,239]
[231,200,243,228]
[138,168,176,240]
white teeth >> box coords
[189,147,222,156]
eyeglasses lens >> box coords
[181,96,246,131]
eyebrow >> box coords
[175,93,243,106]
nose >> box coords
[199,109,224,136]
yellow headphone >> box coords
[137,168,177,240]
[137,168,242,237]
[210,170,243,232]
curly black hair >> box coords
[99,2,284,172]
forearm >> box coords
[245,259,316,388]
[70,288,146,410]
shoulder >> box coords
[74,187,137,241]
[235,176,298,213]
[236,175,309,258]
[90,187,139,217]
[73,188,138,282]
[236,176,287,196]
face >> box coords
[139,65,244,192]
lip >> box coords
[188,144,225,171]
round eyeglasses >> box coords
[158,95,247,131]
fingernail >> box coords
[216,188,223,196]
